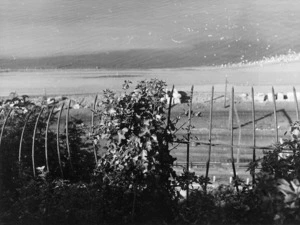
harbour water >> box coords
[1,0,300,69]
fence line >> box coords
[171,85,300,190]
[0,85,300,188]
[173,140,293,151]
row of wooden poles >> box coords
[0,96,99,179]
[170,85,300,198]
[1,85,299,194]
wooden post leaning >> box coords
[234,104,241,167]
[32,107,45,177]
[56,102,65,177]
[293,87,299,121]
[66,100,73,171]
[18,110,33,177]
[272,87,278,143]
[0,108,13,194]
[186,85,194,203]
[251,87,256,185]
[45,106,55,173]
[224,75,228,108]
[230,87,238,192]
[19,110,33,163]
[205,86,214,191]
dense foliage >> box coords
[92,79,179,222]
[0,80,300,225]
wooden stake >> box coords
[205,86,214,191]
[91,95,98,133]
[56,103,65,177]
[166,85,174,131]
[251,87,256,184]
[293,87,299,121]
[32,107,45,177]
[92,95,98,165]
[0,108,13,194]
[224,75,228,108]
[186,85,194,201]
[19,110,33,163]
[234,105,241,166]
[66,100,73,171]
[0,108,13,149]
[230,87,238,192]
[272,87,278,142]
[45,106,55,173]
[165,86,174,156]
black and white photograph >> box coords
[1,1,300,224]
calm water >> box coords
[1,0,300,69]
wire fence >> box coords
[170,83,300,192]
[0,84,299,194]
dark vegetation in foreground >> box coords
[0,79,299,225]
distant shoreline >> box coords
[1,59,300,97]
[1,50,299,72]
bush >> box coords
[258,121,300,181]
[92,79,179,222]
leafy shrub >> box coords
[92,79,179,222]
[258,121,300,181]
[247,121,300,224]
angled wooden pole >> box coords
[205,86,214,191]
[32,107,45,177]
[234,105,241,166]
[0,108,13,194]
[251,87,256,185]
[66,100,73,171]
[56,103,65,177]
[186,85,194,202]
[166,86,174,131]
[92,95,98,165]
[91,95,98,133]
[293,87,299,121]
[224,75,228,108]
[19,110,33,162]
[0,108,13,149]
[18,110,33,178]
[165,86,174,155]
[165,86,175,155]
[230,87,238,192]
[272,87,278,142]
[45,106,55,173]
